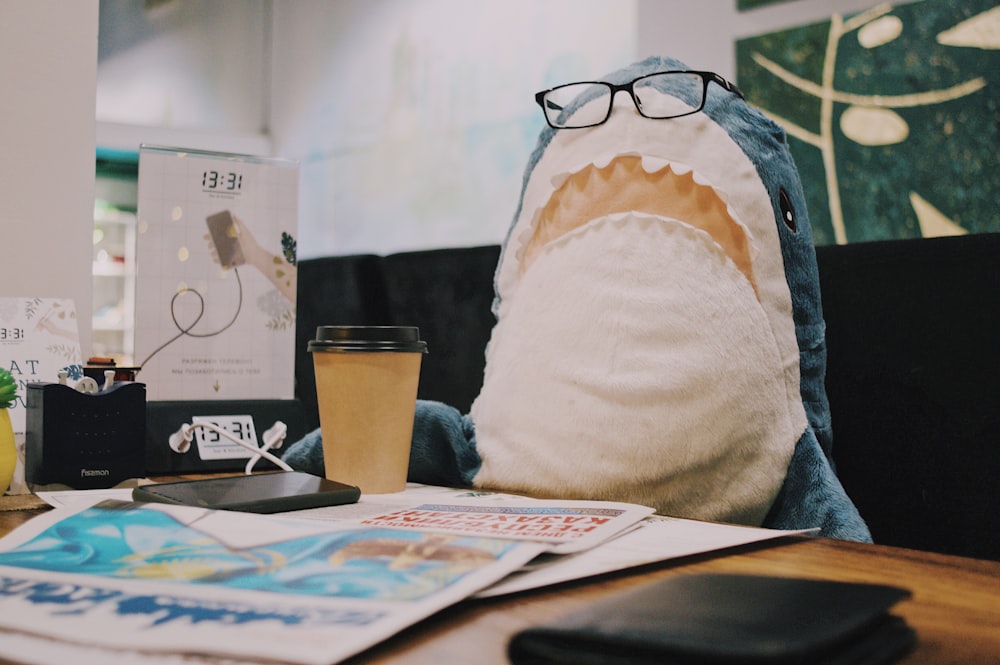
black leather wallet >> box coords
[508,574,915,665]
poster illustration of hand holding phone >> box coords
[135,147,299,401]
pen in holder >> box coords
[25,372,146,489]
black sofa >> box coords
[294,233,1000,561]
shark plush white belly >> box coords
[285,56,871,541]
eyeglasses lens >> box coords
[633,72,706,119]
[543,82,612,129]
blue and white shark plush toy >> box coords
[285,56,871,541]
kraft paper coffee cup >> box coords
[308,326,427,493]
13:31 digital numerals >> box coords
[202,170,243,192]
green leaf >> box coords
[0,369,16,409]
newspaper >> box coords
[0,487,653,665]
[280,484,655,554]
[35,484,806,597]
[477,513,814,597]
[0,500,544,665]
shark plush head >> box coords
[284,55,870,540]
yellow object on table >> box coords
[0,408,14,496]
[0,368,17,495]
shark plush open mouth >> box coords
[518,154,758,297]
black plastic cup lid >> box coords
[308,326,428,353]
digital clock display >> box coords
[191,415,258,460]
[0,327,25,341]
[202,170,243,193]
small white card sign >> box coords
[0,297,83,494]
[135,146,299,401]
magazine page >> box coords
[313,489,656,555]
[0,499,545,665]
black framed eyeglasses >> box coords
[535,70,744,129]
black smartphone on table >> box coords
[132,471,361,513]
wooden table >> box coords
[2,500,998,665]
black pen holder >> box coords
[25,381,146,489]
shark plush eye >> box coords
[779,188,797,233]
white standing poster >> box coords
[0,297,83,494]
[135,147,299,401]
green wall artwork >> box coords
[736,1,998,244]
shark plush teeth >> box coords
[283,55,871,541]
[517,155,757,296]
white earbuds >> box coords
[245,421,289,474]
[75,377,99,394]
[167,420,292,473]
[168,423,194,454]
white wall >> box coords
[97,0,269,133]
[269,0,638,259]
[96,0,271,155]
[0,0,99,357]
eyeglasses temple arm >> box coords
[709,73,745,99]
[535,91,566,112]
